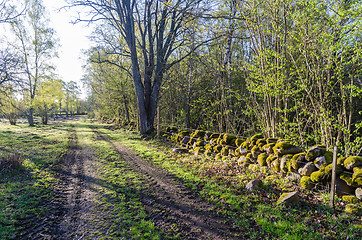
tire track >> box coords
[13,126,82,239]
[54,126,85,239]
[93,129,243,240]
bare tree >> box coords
[0,49,21,88]
[70,0,206,134]
[0,0,24,23]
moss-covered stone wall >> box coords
[162,127,362,200]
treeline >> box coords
[80,0,361,155]
[0,0,87,125]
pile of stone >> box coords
[163,128,361,214]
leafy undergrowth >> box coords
[101,125,362,240]
[0,121,68,239]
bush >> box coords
[0,152,24,170]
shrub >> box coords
[0,152,24,170]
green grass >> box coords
[0,119,176,239]
[0,121,68,239]
[99,125,362,240]
[1,119,360,240]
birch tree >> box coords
[11,0,57,126]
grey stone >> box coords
[286,172,301,183]
[335,176,356,197]
[298,162,317,176]
[355,188,362,200]
[314,156,326,169]
[245,179,263,191]
[172,148,189,154]
[277,191,300,206]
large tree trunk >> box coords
[41,105,48,124]
[28,107,34,126]
[8,112,17,125]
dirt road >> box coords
[93,129,241,240]
[15,123,242,239]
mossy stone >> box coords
[221,146,230,157]
[353,166,362,175]
[300,176,313,189]
[256,138,267,146]
[344,156,362,170]
[213,145,222,153]
[263,143,275,154]
[340,172,354,186]
[187,137,197,145]
[324,163,343,175]
[223,134,236,145]
[239,147,249,156]
[204,150,212,157]
[273,142,302,157]
[266,154,277,168]
[191,130,206,138]
[298,162,317,176]
[221,139,228,146]
[215,153,222,161]
[314,156,328,169]
[342,195,360,204]
[178,130,191,137]
[235,138,244,147]
[337,157,346,166]
[306,145,326,161]
[234,147,242,157]
[345,204,362,215]
[193,147,204,155]
[193,141,205,148]
[310,168,330,183]
[352,166,362,186]
[271,159,281,173]
[169,134,176,141]
[324,151,333,164]
[280,154,292,174]
[290,153,306,170]
[209,133,219,139]
[240,140,251,150]
[251,145,260,158]
[248,164,261,172]
[257,153,268,166]
[276,191,300,206]
[204,143,213,151]
[250,133,264,141]
[237,156,252,165]
[266,138,278,144]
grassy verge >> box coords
[0,121,68,239]
[100,125,361,240]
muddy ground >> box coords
[15,124,245,239]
